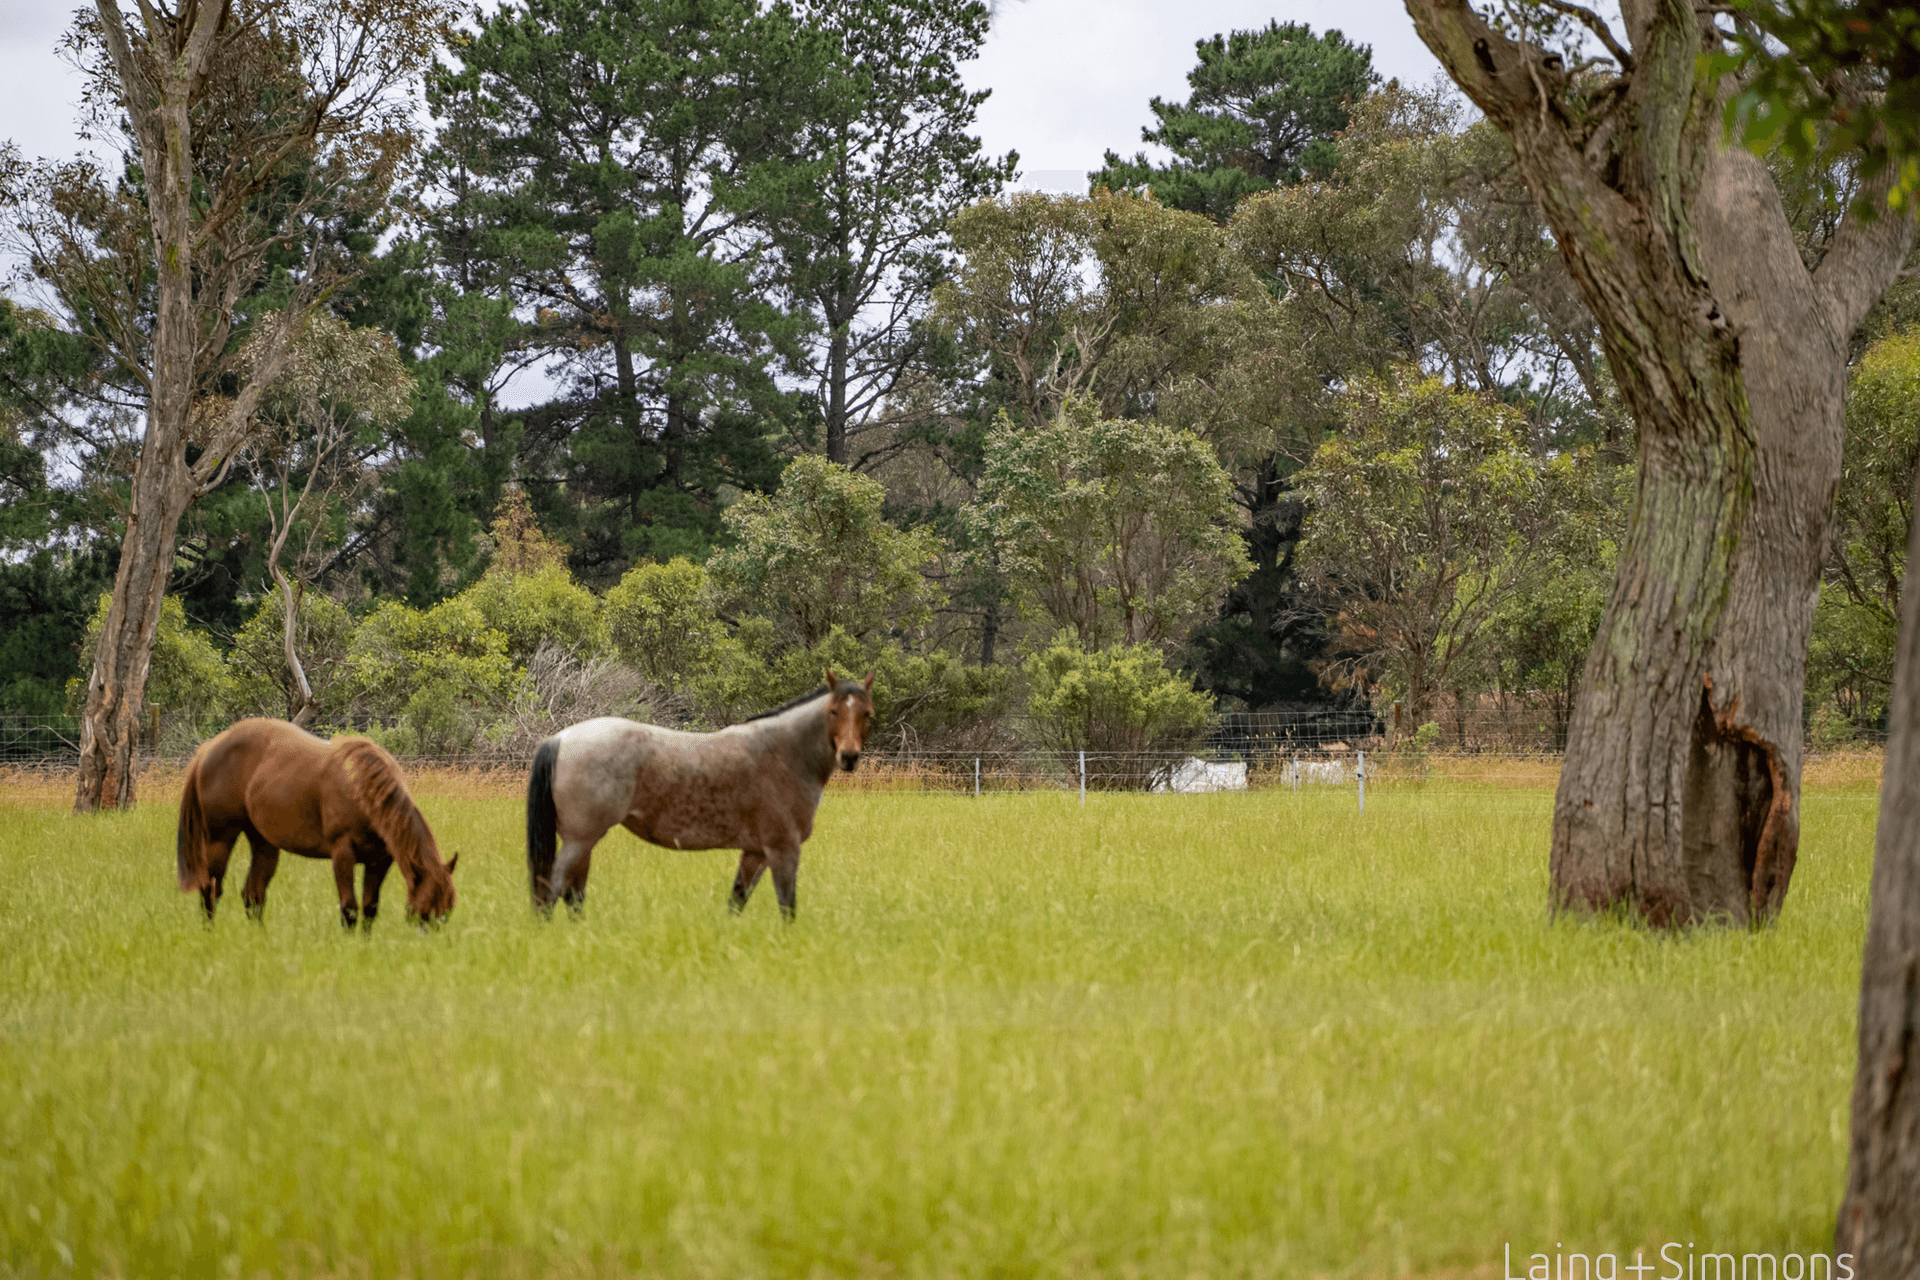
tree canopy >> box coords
[1090,21,1376,222]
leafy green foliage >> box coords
[937,190,1263,430]
[1722,0,1920,210]
[225,594,357,723]
[706,455,945,648]
[769,0,1013,463]
[73,595,231,739]
[1091,22,1375,222]
[440,0,827,580]
[688,623,1011,742]
[463,566,605,668]
[341,596,519,754]
[604,558,725,690]
[1293,369,1593,719]
[967,399,1250,651]
[1807,327,1920,734]
[1022,634,1213,785]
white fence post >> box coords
[974,757,980,797]
[1357,750,1366,814]
[1079,751,1087,807]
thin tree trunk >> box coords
[825,321,849,465]
[1404,0,1914,925]
[275,569,319,728]
[1835,459,1920,1273]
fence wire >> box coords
[0,713,1885,799]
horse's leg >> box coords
[360,851,394,931]
[331,845,360,929]
[551,836,597,917]
[201,836,237,922]
[768,847,801,922]
[241,834,281,923]
[729,850,768,914]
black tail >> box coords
[526,737,560,907]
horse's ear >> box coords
[447,853,460,875]
[823,667,839,694]
[863,671,874,692]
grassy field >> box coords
[0,779,1878,1279]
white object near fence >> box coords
[974,757,980,797]
[1291,759,1350,785]
[1151,757,1249,794]
[1079,750,1086,807]
[1357,750,1366,814]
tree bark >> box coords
[824,320,850,465]
[72,0,360,810]
[275,571,319,728]
[1404,0,1914,925]
[75,446,197,809]
[74,1,230,812]
[1836,461,1920,1275]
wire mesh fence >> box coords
[0,711,1886,802]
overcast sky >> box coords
[2,0,1446,183]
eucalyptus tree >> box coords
[705,454,945,649]
[1290,369,1593,725]
[0,1,454,811]
[441,0,830,579]
[240,315,414,727]
[936,189,1259,430]
[1403,0,1915,927]
[965,399,1250,653]
[772,0,1012,469]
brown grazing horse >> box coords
[177,718,458,927]
[526,670,873,919]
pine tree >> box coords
[1090,22,1374,223]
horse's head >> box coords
[823,669,874,772]
[406,851,458,924]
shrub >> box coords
[224,593,355,722]
[463,563,604,666]
[605,557,724,688]
[1022,634,1213,788]
[688,623,1013,748]
[341,596,518,753]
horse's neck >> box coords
[756,697,835,783]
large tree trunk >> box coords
[73,1,217,813]
[74,442,195,810]
[1550,149,1848,926]
[1836,462,1920,1275]
[1405,0,1914,925]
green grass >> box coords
[0,786,1878,1279]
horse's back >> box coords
[190,719,333,835]
[553,716,768,849]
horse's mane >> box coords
[330,737,448,888]
[744,686,830,724]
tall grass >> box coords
[0,785,1875,1279]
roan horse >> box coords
[177,719,458,927]
[526,670,874,919]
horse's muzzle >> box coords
[838,750,861,772]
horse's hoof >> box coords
[339,909,358,930]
